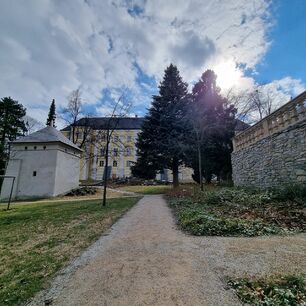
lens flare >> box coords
[213,60,242,91]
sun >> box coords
[213,60,242,91]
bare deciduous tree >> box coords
[23,116,44,135]
[227,85,281,124]
[99,93,132,207]
[62,87,83,144]
[62,88,132,207]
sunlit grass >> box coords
[118,185,172,194]
[0,197,140,305]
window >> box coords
[127,136,132,142]
[114,135,119,142]
[99,160,104,167]
[33,171,37,177]
[125,147,132,156]
[100,147,105,156]
[113,148,118,156]
[113,160,117,167]
[101,134,106,142]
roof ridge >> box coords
[61,117,145,131]
[78,116,144,119]
[13,126,82,151]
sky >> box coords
[0,0,305,127]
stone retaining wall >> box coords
[232,119,306,188]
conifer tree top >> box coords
[46,99,56,127]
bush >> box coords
[270,184,306,203]
[201,188,272,207]
[167,185,305,237]
[177,208,282,237]
[168,197,194,208]
[203,191,220,205]
[66,187,98,197]
[228,275,306,305]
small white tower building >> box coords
[1,126,82,200]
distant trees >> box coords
[62,87,83,144]
[246,86,277,120]
[132,64,189,187]
[227,85,280,124]
[24,115,44,135]
[46,99,56,127]
[0,97,27,174]
[60,88,93,149]
[132,66,237,187]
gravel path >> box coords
[30,195,306,306]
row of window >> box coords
[74,132,135,143]
[111,135,134,142]
[25,146,47,150]
[99,160,134,168]
[100,147,133,157]
[24,146,78,155]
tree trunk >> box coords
[172,158,179,188]
[102,130,110,207]
[71,125,76,144]
[197,144,203,191]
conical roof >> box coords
[13,126,82,151]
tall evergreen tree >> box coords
[46,99,56,127]
[132,64,189,187]
[186,70,236,186]
[0,97,27,174]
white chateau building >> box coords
[1,126,82,200]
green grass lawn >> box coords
[0,197,140,305]
[118,185,172,194]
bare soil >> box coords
[30,195,306,306]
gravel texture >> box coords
[29,195,306,306]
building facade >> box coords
[62,117,144,181]
[1,126,82,200]
[61,117,194,182]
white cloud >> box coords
[0,0,304,126]
[259,77,305,109]
[226,76,305,124]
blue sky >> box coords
[0,0,305,126]
[254,0,306,85]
